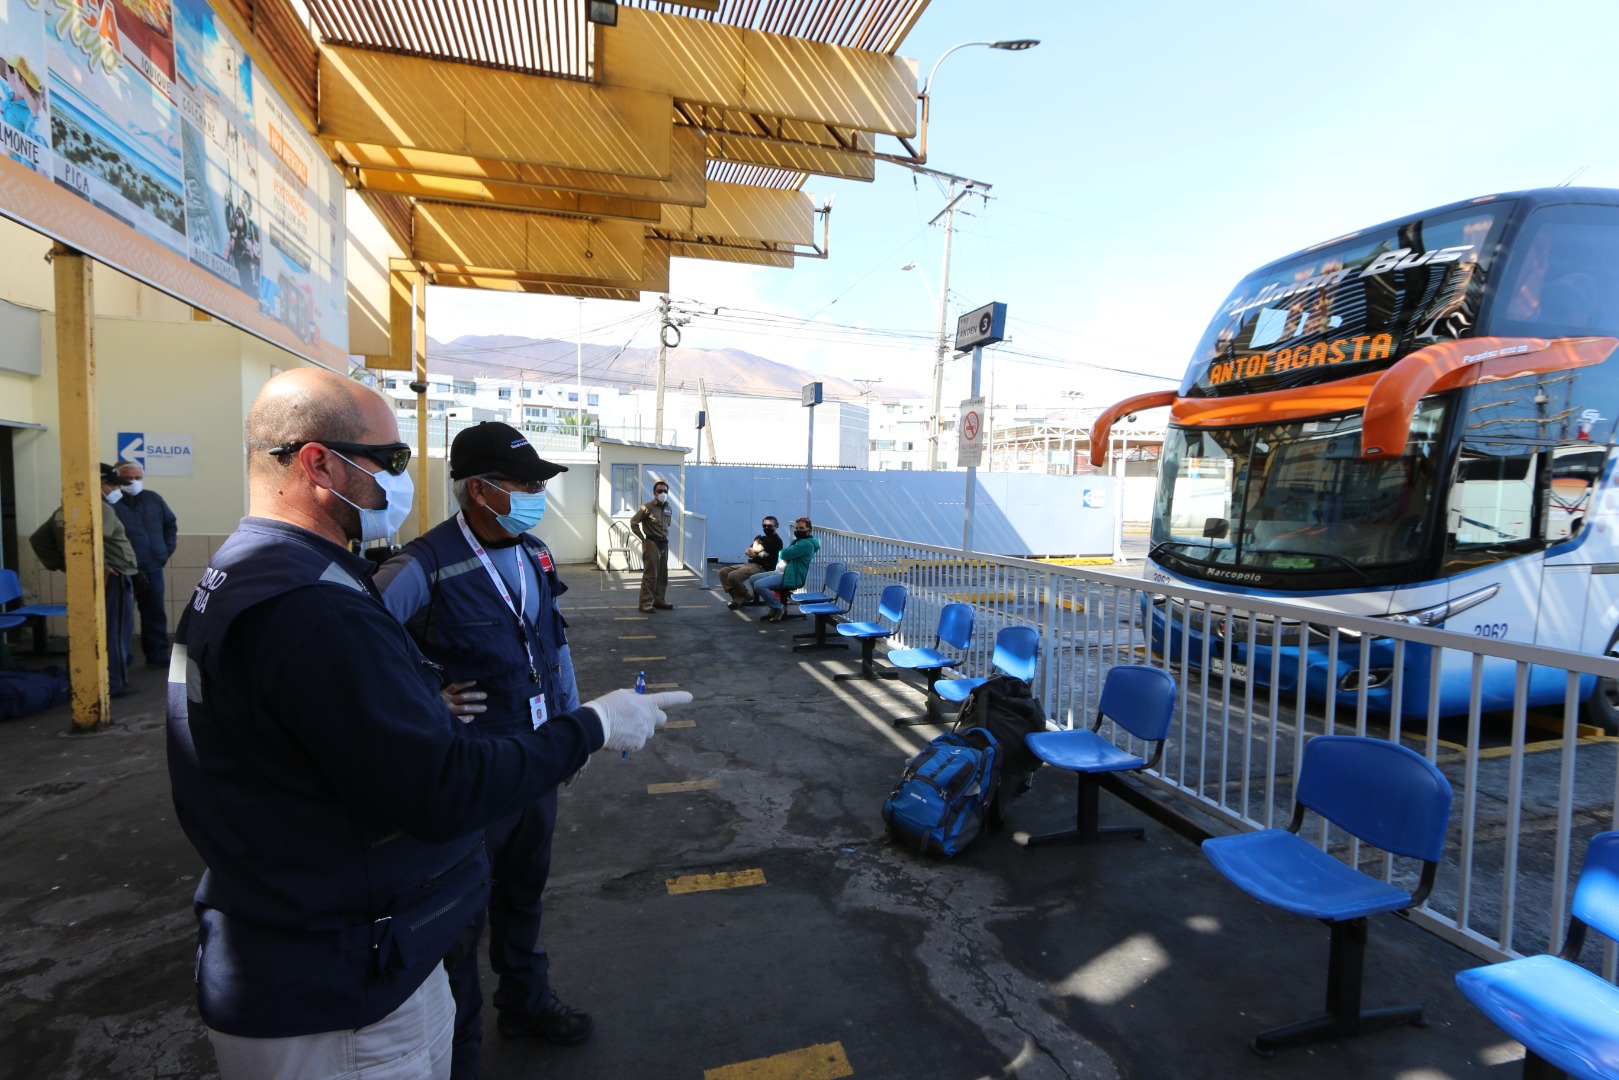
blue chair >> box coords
[0,569,67,654]
[886,603,975,727]
[790,561,846,607]
[833,584,908,682]
[1456,831,1619,1080]
[1202,735,1453,1057]
[933,625,1040,706]
[1025,665,1177,846]
[792,571,858,652]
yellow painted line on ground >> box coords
[665,868,766,895]
[704,1042,852,1080]
[1528,713,1603,738]
[647,778,720,795]
[614,616,649,621]
[624,655,667,662]
[647,681,680,689]
[619,634,656,640]
[664,719,696,729]
[1473,734,1618,759]
[947,591,1016,604]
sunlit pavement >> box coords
[1,566,1522,1079]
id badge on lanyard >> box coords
[457,513,547,728]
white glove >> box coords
[587,688,694,754]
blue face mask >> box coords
[330,451,414,542]
[496,490,546,535]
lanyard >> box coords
[456,512,538,683]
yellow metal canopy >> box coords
[229,0,931,303]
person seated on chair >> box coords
[743,518,818,623]
[719,516,783,609]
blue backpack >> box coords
[882,729,999,857]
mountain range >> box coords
[425,335,924,402]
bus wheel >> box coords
[1584,641,1619,734]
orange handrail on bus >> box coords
[1360,335,1618,458]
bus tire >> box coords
[1583,634,1619,735]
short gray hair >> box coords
[452,473,500,510]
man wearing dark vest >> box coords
[113,458,178,666]
[375,422,585,1079]
[166,368,691,1080]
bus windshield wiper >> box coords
[1257,547,1376,584]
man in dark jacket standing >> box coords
[167,369,690,1080]
[376,423,590,1078]
[113,460,177,666]
[629,480,674,613]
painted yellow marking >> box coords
[624,655,667,662]
[947,591,1016,604]
[665,868,765,895]
[647,779,720,795]
[1474,734,1617,759]
[619,635,657,640]
[704,1042,852,1080]
[648,681,680,689]
[614,616,649,621]
[664,719,696,729]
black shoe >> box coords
[762,609,784,623]
[498,990,594,1045]
[726,600,743,610]
[653,602,674,610]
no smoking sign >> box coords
[958,396,985,467]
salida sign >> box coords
[118,431,193,477]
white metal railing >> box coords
[680,512,708,588]
[812,527,1619,968]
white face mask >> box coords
[119,479,143,496]
[103,488,123,505]
[655,492,668,504]
[329,451,414,542]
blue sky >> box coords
[427,0,1619,410]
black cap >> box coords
[450,422,569,482]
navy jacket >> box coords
[381,516,575,736]
[166,517,603,1037]
[113,488,177,571]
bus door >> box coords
[1539,445,1608,653]
[1441,440,1543,648]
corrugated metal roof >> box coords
[304,0,925,81]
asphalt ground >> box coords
[0,564,1534,1080]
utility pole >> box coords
[655,294,671,444]
[698,378,717,463]
[926,181,976,471]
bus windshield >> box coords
[1183,206,1509,398]
[1151,398,1449,587]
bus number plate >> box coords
[1209,657,1248,681]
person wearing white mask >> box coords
[166,371,690,1080]
[112,459,178,668]
[629,479,674,613]
[374,422,586,1078]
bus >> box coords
[1091,187,1619,727]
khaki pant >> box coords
[207,963,454,1080]
[720,562,764,599]
[638,540,668,607]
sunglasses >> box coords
[482,474,546,495]
[268,440,413,475]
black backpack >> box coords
[954,674,1046,828]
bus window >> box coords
[1444,443,1539,570]
[1545,444,1606,542]
[1494,203,1619,339]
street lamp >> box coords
[915,39,1038,470]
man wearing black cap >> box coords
[375,422,588,1079]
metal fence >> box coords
[810,527,1619,968]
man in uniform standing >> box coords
[629,479,674,613]
[166,368,689,1079]
[376,422,589,1078]
[113,459,178,667]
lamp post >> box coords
[914,39,1038,470]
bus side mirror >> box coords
[1203,517,1230,539]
